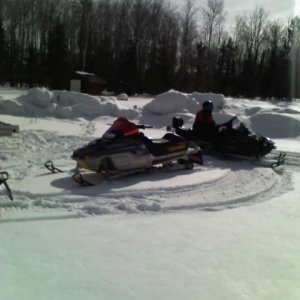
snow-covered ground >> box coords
[1,88,300,300]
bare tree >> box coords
[177,0,199,90]
[235,6,268,63]
[78,0,92,71]
[201,0,225,49]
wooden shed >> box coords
[70,71,107,95]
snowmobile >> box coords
[70,117,203,185]
[170,115,285,167]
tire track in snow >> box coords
[0,130,293,216]
[9,162,290,216]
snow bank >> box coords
[0,99,24,115]
[52,91,137,119]
[0,88,138,120]
[250,113,300,138]
[22,87,53,108]
[143,90,225,115]
[143,90,198,115]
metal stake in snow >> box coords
[0,171,13,201]
[44,160,64,173]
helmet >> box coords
[202,100,214,114]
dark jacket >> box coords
[193,110,217,140]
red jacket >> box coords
[194,110,216,126]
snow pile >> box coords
[143,90,225,115]
[250,113,300,138]
[25,87,53,108]
[220,98,300,138]
[143,90,198,115]
[52,90,137,119]
[0,87,138,120]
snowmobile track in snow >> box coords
[0,130,294,216]
[4,158,291,216]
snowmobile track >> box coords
[0,129,293,215]
[7,159,291,216]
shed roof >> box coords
[74,71,107,84]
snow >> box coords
[143,89,225,115]
[1,87,300,300]
[0,87,138,120]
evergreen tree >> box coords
[47,19,71,89]
[26,47,41,87]
[215,37,237,95]
[194,42,207,91]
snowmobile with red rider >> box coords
[170,101,285,167]
[69,117,203,185]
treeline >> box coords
[0,0,300,100]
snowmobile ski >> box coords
[222,151,286,168]
[278,151,300,167]
[72,160,195,187]
[0,171,13,201]
[72,171,99,186]
[268,151,286,168]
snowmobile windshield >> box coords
[230,117,252,134]
[231,117,240,129]
[221,115,242,130]
[104,117,140,139]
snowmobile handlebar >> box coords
[106,122,153,130]
[218,115,238,128]
[136,124,153,129]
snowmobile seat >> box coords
[143,134,187,156]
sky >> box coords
[0,87,300,299]
[170,0,295,28]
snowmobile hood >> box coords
[107,117,140,137]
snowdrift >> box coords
[143,90,225,115]
[0,87,138,120]
[250,113,300,138]
[1,87,300,139]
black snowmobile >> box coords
[170,115,285,167]
[70,117,203,185]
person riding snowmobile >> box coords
[192,100,218,141]
[171,106,284,166]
